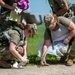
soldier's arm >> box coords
[56,3,68,16]
[64,21,75,44]
[23,40,27,59]
[41,31,51,59]
[9,42,27,63]
[9,42,23,60]
[55,0,69,16]
[0,0,15,10]
[67,21,75,40]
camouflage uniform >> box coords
[0,45,24,68]
[0,23,37,68]
[48,0,73,19]
[0,26,25,68]
[44,15,75,64]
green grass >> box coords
[27,24,59,65]
[27,24,45,55]
[27,24,45,65]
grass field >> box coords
[27,24,59,65]
[27,24,45,55]
[27,24,45,65]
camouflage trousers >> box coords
[0,45,24,68]
[68,37,75,59]
[0,46,24,61]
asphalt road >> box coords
[0,64,75,75]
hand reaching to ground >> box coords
[20,57,29,65]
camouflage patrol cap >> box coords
[44,14,54,27]
[19,22,37,37]
[24,23,37,37]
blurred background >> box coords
[24,0,75,25]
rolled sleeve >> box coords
[7,29,20,45]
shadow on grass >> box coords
[28,55,40,65]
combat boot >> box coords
[66,54,74,66]
[66,59,73,66]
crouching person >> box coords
[0,23,37,68]
[38,14,75,66]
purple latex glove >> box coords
[17,0,29,11]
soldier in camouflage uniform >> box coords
[0,0,31,68]
[40,14,75,66]
[0,23,37,68]
[48,0,73,19]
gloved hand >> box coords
[14,7,22,14]
[20,57,29,65]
